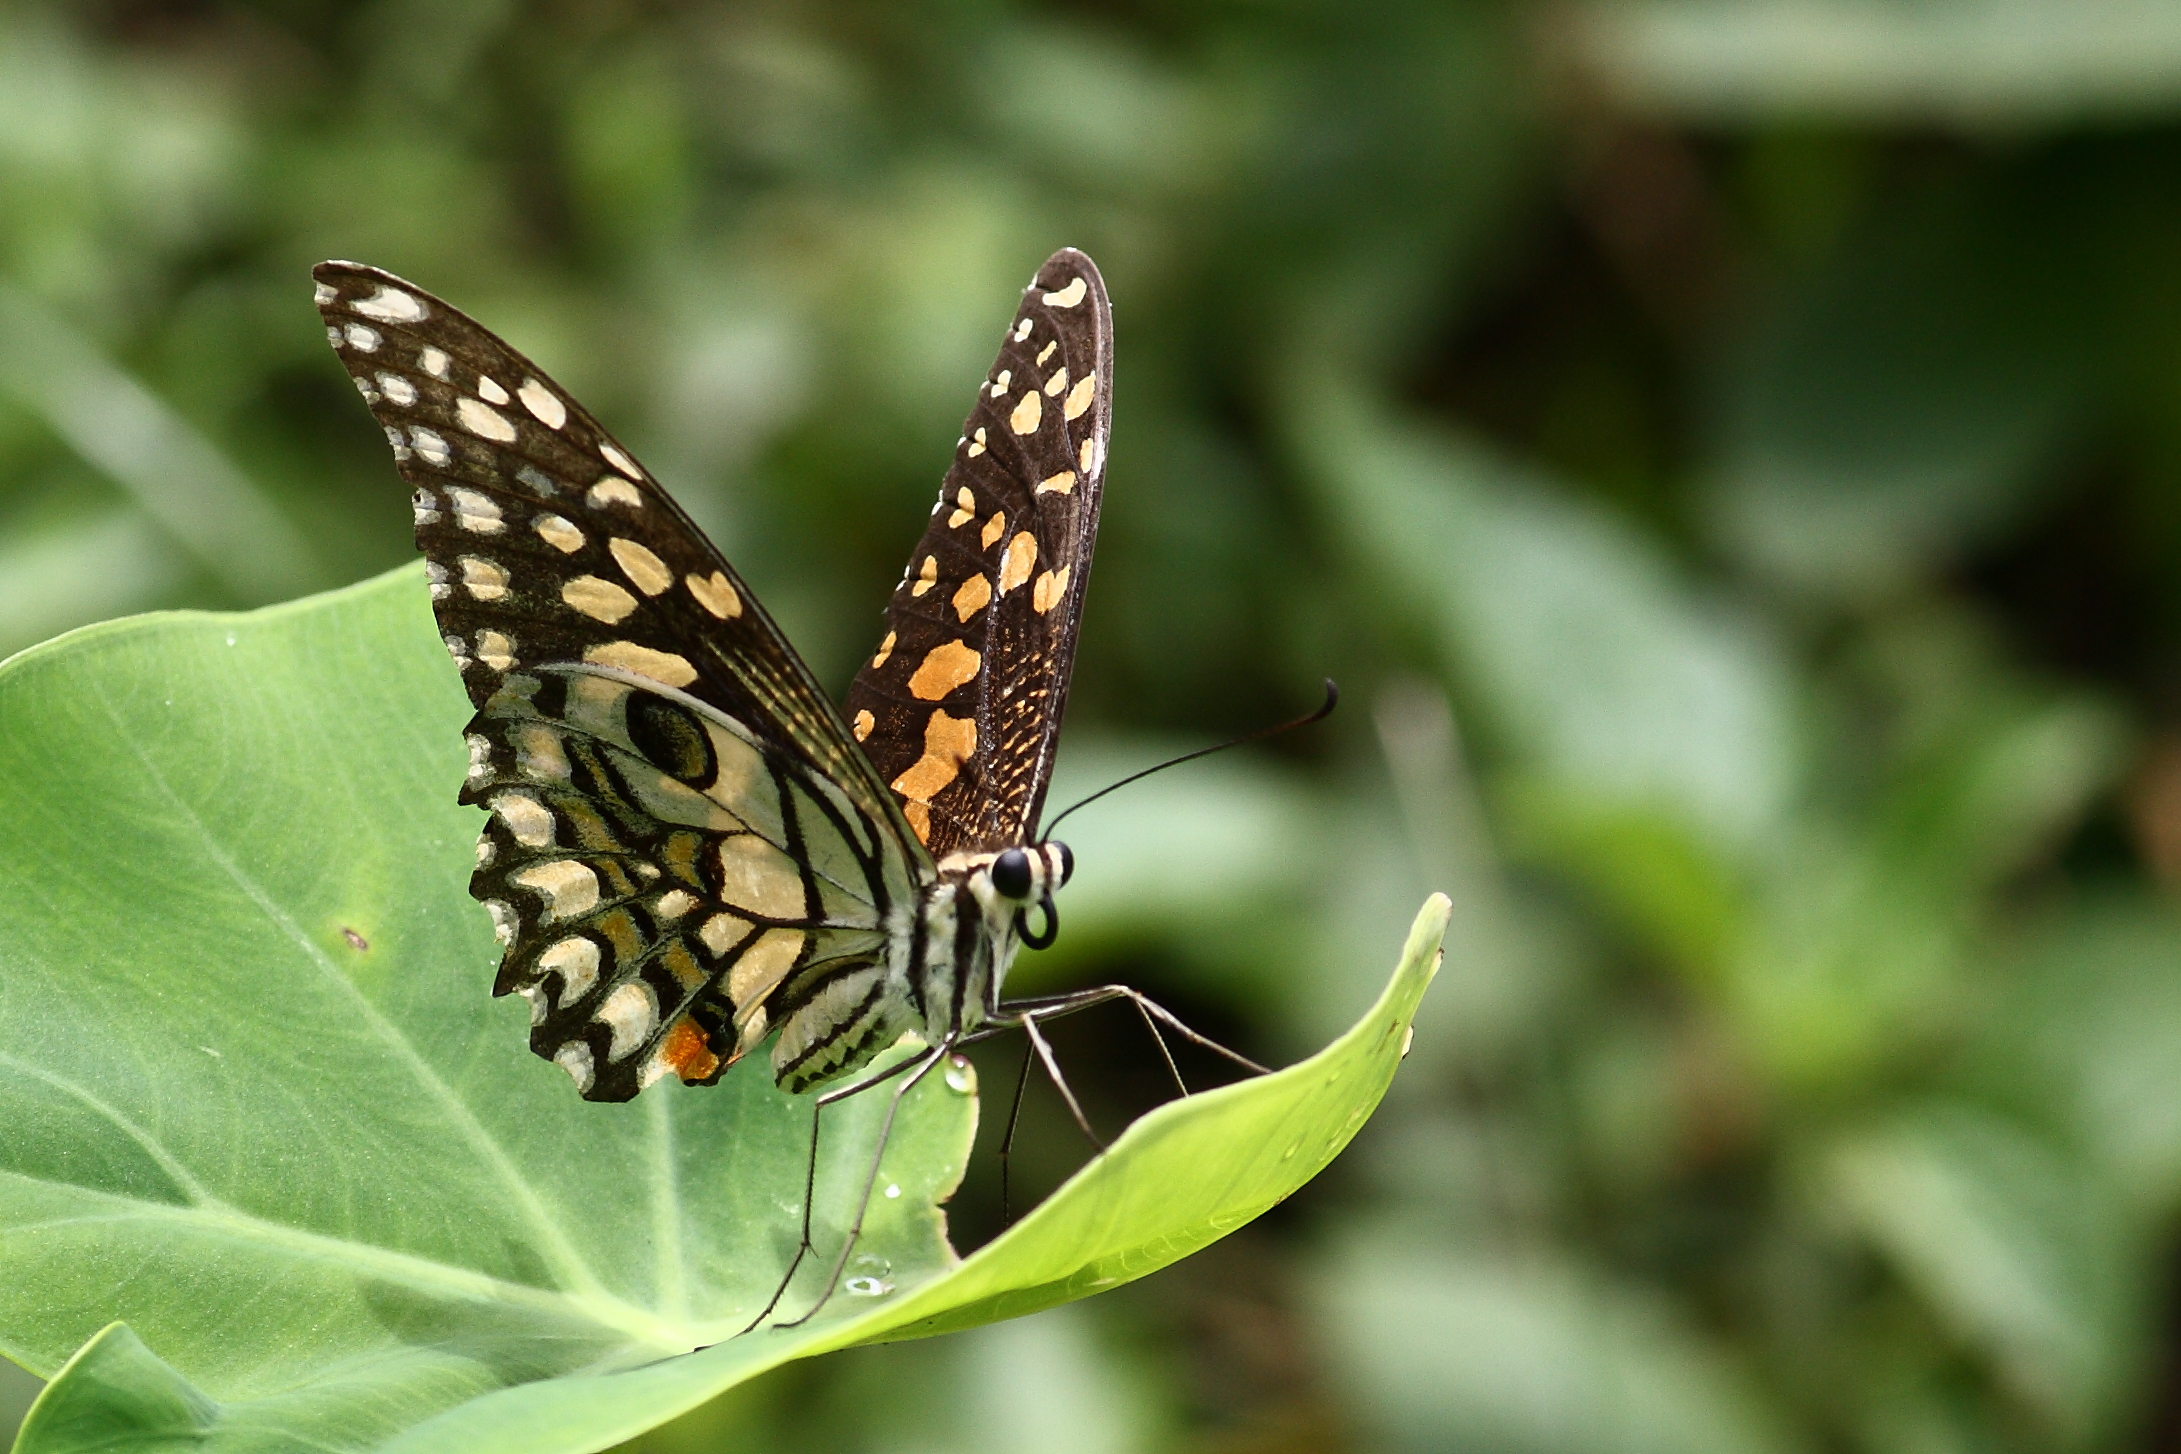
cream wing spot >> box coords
[539,937,601,1002]
[342,322,381,352]
[375,372,417,406]
[907,639,981,700]
[420,346,452,379]
[476,374,511,406]
[698,914,750,956]
[351,285,427,323]
[1064,374,1096,422]
[1042,276,1088,308]
[600,442,643,480]
[448,487,502,531]
[686,571,742,619]
[596,981,658,1061]
[951,573,992,622]
[493,792,555,847]
[609,538,673,596]
[535,514,585,553]
[313,281,336,307]
[588,476,643,510]
[518,378,568,429]
[989,369,1012,398]
[476,630,517,670]
[1044,367,1068,397]
[1013,317,1033,341]
[948,486,976,528]
[584,640,698,689]
[413,429,455,468]
[1036,340,1058,366]
[910,555,939,598]
[459,556,510,600]
[1009,390,1042,435]
[998,532,1037,593]
[654,888,698,920]
[969,427,987,458]
[1036,471,1075,495]
[729,930,804,1017]
[1079,438,1095,472]
[562,575,639,624]
[554,1043,595,1093]
[853,709,875,741]
[457,396,518,443]
[716,835,807,919]
[513,860,601,921]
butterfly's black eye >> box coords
[1052,841,1073,886]
[992,847,1034,900]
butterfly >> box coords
[315,249,1144,1322]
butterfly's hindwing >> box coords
[844,250,1113,856]
[462,665,902,1100]
[314,263,928,1099]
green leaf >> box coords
[1821,1103,2139,1435]
[1314,1227,1800,1454]
[1572,0,2181,127]
[1286,376,1794,857]
[0,564,1445,1453]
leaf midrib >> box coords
[0,1166,698,1354]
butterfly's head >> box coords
[950,841,1073,952]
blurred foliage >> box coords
[7,0,2181,1450]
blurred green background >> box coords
[10,0,2181,1449]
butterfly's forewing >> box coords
[315,263,924,1100]
[845,250,1113,855]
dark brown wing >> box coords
[843,249,1113,855]
[312,262,916,858]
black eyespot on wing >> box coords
[992,846,1033,900]
[626,694,718,786]
[1053,841,1073,886]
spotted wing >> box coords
[314,263,926,1100]
[844,249,1112,855]
[460,667,916,1099]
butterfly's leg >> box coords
[997,985,1271,1076]
[997,1034,1035,1226]
[737,1049,929,1337]
[1130,996,1187,1097]
[776,1037,957,1329]
[1018,1012,1106,1153]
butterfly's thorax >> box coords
[897,866,1014,1046]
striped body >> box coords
[315,250,1109,1103]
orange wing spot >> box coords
[893,710,977,810]
[981,512,1006,549]
[998,532,1037,594]
[660,1017,721,1083]
[952,573,992,622]
[902,800,932,842]
[908,640,981,700]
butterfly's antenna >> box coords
[1040,679,1338,839]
